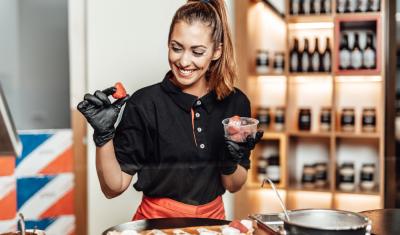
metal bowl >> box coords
[278,209,371,235]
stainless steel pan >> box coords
[251,209,371,235]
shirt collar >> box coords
[160,71,217,113]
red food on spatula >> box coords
[112,82,127,99]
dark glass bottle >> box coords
[339,34,351,70]
[321,37,332,72]
[291,0,301,15]
[311,38,321,72]
[350,33,362,70]
[303,0,311,15]
[347,0,357,12]
[363,33,376,69]
[369,0,380,12]
[337,0,346,13]
[323,0,331,13]
[290,38,300,73]
[301,38,311,72]
[359,0,368,12]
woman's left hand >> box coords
[221,130,264,175]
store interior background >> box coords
[0,0,399,234]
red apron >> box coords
[132,196,225,220]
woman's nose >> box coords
[179,52,191,67]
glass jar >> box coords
[341,108,355,132]
[315,162,328,187]
[360,163,376,190]
[257,107,271,130]
[256,50,270,74]
[339,162,355,191]
[274,107,285,132]
[302,164,316,188]
[273,52,285,74]
[362,108,376,132]
[298,108,312,131]
[320,107,331,131]
[266,155,280,184]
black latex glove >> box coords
[77,87,130,147]
[221,130,264,175]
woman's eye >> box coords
[193,51,205,56]
[172,46,182,52]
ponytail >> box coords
[168,0,237,100]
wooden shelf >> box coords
[287,15,333,24]
[335,12,381,18]
[288,72,332,77]
[261,131,286,140]
[247,181,285,190]
[288,131,332,138]
[288,183,331,193]
[250,72,286,77]
[334,70,382,76]
[233,0,387,217]
[335,132,380,139]
[336,186,380,196]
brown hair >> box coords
[168,0,237,100]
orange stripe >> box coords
[191,109,197,146]
[0,189,16,220]
[0,156,15,176]
[40,189,75,218]
[40,148,73,174]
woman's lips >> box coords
[175,65,197,78]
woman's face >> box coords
[168,21,221,90]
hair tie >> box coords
[201,0,210,3]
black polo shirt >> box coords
[114,71,251,205]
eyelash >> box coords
[171,46,205,57]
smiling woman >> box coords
[76,0,263,223]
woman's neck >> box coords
[172,77,209,98]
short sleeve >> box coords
[113,100,151,175]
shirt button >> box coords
[197,127,202,133]
[195,112,200,118]
[200,144,205,149]
[196,100,202,106]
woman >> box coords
[77,0,263,220]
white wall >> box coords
[69,1,235,234]
[0,0,19,123]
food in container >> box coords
[339,162,355,191]
[298,108,311,131]
[362,107,376,132]
[360,163,376,190]
[341,108,355,132]
[222,116,259,142]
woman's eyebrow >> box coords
[171,40,207,49]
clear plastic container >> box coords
[222,116,259,142]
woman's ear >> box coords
[212,43,223,61]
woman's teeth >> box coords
[179,68,195,75]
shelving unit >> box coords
[233,0,387,218]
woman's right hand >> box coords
[77,87,130,147]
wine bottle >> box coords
[290,38,300,72]
[301,38,311,72]
[322,0,331,13]
[313,0,322,14]
[321,38,332,72]
[339,34,351,70]
[311,38,321,72]
[369,0,380,12]
[347,0,357,12]
[303,0,311,15]
[292,0,301,15]
[363,33,376,69]
[359,0,368,12]
[337,0,347,13]
[350,33,363,70]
